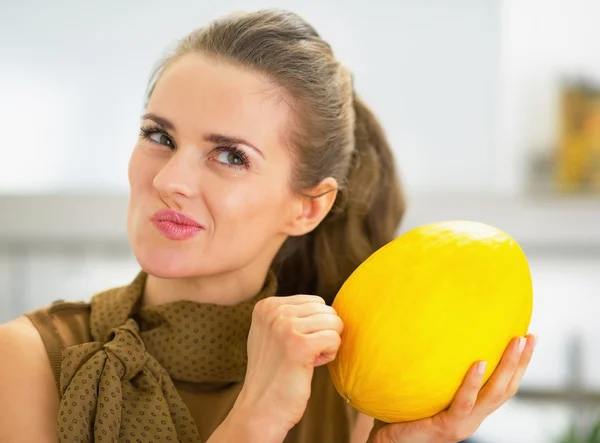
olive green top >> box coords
[26,271,356,442]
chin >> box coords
[138,257,194,279]
[129,235,204,279]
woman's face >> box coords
[127,53,307,279]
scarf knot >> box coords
[55,270,277,442]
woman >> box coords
[0,9,535,443]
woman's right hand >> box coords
[232,294,344,440]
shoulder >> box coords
[25,300,92,351]
[22,274,143,355]
[0,316,55,367]
[0,317,58,442]
[0,316,49,352]
[0,281,131,442]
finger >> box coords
[352,413,375,443]
[255,297,327,326]
[295,313,344,334]
[287,302,337,319]
[505,334,537,397]
[371,419,386,434]
[309,330,341,366]
[368,420,392,443]
[277,294,327,305]
[475,336,526,411]
[442,360,486,422]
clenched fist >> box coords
[233,295,344,439]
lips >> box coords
[151,209,204,240]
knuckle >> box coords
[325,332,342,351]
[261,296,276,308]
[440,423,461,441]
[506,384,519,398]
[252,299,265,313]
[310,295,326,304]
[521,353,534,366]
[271,296,288,308]
[440,422,470,442]
[319,303,335,314]
[286,334,310,359]
[254,297,274,315]
[377,424,398,443]
[285,331,304,349]
[272,316,292,335]
[488,390,505,405]
[333,331,342,346]
[453,427,472,442]
[468,376,482,390]
[294,294,324,304]
[275,304,293,318]
[310,330,341,353]
[508,351,522,367]
[251,304,265,322]
[460,397,476,412]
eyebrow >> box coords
[143,113,175,131]
[204,133,266,159]
[141,113,266,159]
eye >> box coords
[217,150,243,165]
[214,147,250,169]
[149,132,174,149]
[139,125,175,149]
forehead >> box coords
[147,53,293,148]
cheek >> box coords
[211,178,292,227]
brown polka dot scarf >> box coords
[57,271,277,442]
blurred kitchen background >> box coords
[1,0,600,441]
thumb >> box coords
[313,352,335,367]
[367,419,390,443]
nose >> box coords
[153,150,200,205]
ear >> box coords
[285,177,338,237]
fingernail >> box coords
[532,334,538,348]
[517,337,526,354]
[477,361,487,375]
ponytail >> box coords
[274,94,405,304]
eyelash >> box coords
[213,145,250,170]
[139,124,251,170]
[140,124,172,147]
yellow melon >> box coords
[328,220,533,423]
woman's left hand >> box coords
[368,333,537,443]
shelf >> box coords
[401,192,600,253]
[0,194,130,249]
[516,388,600,405]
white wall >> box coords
[6,0,599,197]
[2,2,600,442]
[497,0,600,193]
[0,0,500,194]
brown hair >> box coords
[147,9,405,303]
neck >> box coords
[142,263,272,308]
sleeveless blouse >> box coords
[26,271,356,442]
